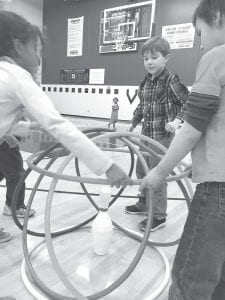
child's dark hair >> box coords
[141,36,170,57]
[192,0,225,26]
[0,10,45,57]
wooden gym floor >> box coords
[0,116,194,300]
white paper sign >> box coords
[89,69,105,84]
[67,16,84,56]
[162,23,195,49]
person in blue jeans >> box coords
[140,0,225,298]
[125,36,189,231]
[0,135,36,218]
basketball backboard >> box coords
[99,0,156,53]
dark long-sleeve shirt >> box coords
[131,68,189,139]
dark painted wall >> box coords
[42,0,201,86]
[155,0,201,86]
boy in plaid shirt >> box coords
[125,36,189,231]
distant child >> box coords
[140,0,225,298]
[125,36,189,231]
[108,97,119,129]
[0,11,131,242]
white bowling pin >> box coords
[91,186,113,255]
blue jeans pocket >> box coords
[219,183,225,217]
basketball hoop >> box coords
[114,31,128,51]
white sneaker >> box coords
[3,205,36,218]
[0,229,12,243]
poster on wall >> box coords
[161,23,195,49]
[89,69,105,84]
[67,16,84,56]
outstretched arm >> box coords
[139,122,202,191]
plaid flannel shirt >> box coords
[131,68,189,139]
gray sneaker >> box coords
[125,204,147,215]
[0,229,12,243]
[3,205,36,218]
[139,218,166,232]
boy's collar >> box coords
[147,67,169,81]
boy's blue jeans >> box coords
[169,182,225,300]
[135,134,173,219]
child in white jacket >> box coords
[0,11,131,242]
